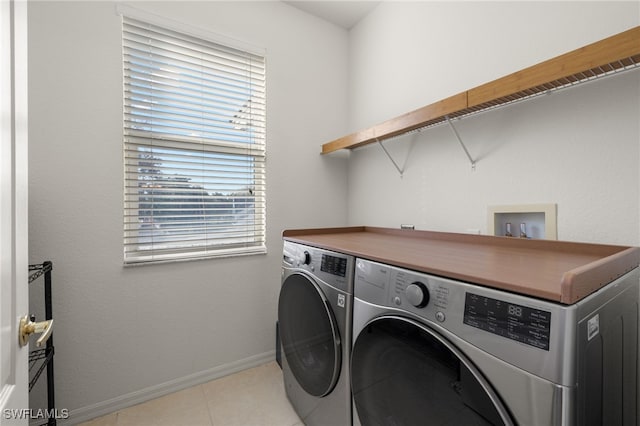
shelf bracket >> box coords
[377,138,404,177]
[446,116,476,170]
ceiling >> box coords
[284,1,381,29]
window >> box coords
[121,13,266,264]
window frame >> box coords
[119,6,267,265]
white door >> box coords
[0,0,29,424]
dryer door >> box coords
[351,316,513,426]
[278,272,341,397]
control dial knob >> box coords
[299,251,311,265]
[405,281,429,308]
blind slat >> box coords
[123,90,266,124]
[123,72,265,108]
[122,15,266,265]
[123,46,266,87]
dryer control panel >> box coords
[320,253,348,277]
[283,241,355,294]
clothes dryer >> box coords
[351,258,638,425]
[278,241,354,425]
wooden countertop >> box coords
[283,226,640,305]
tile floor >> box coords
[79,362,302,426]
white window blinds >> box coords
[122,15,266,264]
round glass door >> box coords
[351,317,512,425]
[278,273,341,397]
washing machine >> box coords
[351,258,638,426]
[278,241,354,425]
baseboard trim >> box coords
[61,350,276,425]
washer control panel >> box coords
[463,292,551,351]
[386,265,454,324]
[355,258,560,357]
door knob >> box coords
[19,315,53,347]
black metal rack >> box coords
[28,261,56,426]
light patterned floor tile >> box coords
[76,362,301,426]
[78,412,118,426]
[114,385,212,426]
[202,362,302,426]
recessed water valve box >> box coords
[488,204,557,240]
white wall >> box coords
[346,2,640,246]
[27,1,349,421]
[26,0,640,421]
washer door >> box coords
[351,316,513,426]
[278,273,341,397]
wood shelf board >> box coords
[321,92,467,154]
[321,26,640,155]
[468,26,640,107]
[283,226,640,304]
